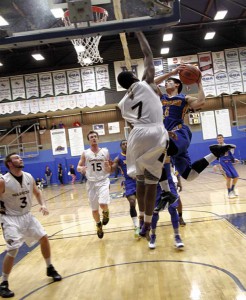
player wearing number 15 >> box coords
[77,131,111,239]
[117,32,169,239]
[0,153,62,298]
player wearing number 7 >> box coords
[117,31,171,240]
[77,130,111,239]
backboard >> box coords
[0,0,180,49]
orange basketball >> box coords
[179,64,201,85]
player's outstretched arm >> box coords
[136,32,155,83]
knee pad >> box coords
[144,169,159,184]
[7,248,19,258]
[130,206,137,218]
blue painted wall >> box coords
[0,127,245,184]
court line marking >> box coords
[19,259,246,299]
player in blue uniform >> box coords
[216,134,240,198]
[112,140,140,237]
[149,159,184,249]
[154,66,236,207]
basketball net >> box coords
[63,7,108,67]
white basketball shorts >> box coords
[86,177,110,210]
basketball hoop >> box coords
[63,6,108,67]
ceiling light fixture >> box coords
[161,47,170,54]
[163,33,173,42]
[32,53,45,61]
[204,31,216,40]
[50,8,64,18]
[0,62,3,66]
[0,16,9,26]
[214,10,228,20]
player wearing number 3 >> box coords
[0,153,62,298]
[77,131,111,239]
[117,32,169,240]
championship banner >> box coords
[57,95,69,110]
[52,71,68,96]
[66,94,77,109]
[0,77,12,101]
[39,72,54,97]
[68,127,85,157]
[95,65,110,90]
[85,92,96,108]
[238,47,246,92]
[10,76,26,100]
[202,85,217,98]
[29,99,40,114]
[48,96,58,111]
[24,74,39,99]
[5,102,14,114]
[66,69,82,94]
[114,58,144,91]
[50,128,68,155]
[212,51,230,95]
[38,98,50,113]
[198,52,215,96]
[20,100,30,115]
[95,91,106,106]
[13,101,21,112]
[224,48,243,93]
[0,103,7,115]
[76,93,86,108]
[81,67,96,91]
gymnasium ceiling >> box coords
[0,0,246,77]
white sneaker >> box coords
[148,234,156,249]
[134,227,140,239]
[232,190,239,197]
[174,235,184,249]
[228,191,236,199]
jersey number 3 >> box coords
[131,101,142,119]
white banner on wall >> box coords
[24,74,39,99]
[200,111,217,140]
[108,122,120,134]
[10,76,26,100]
[50,128,68,155]
[81,67,96,91]
[39,72,54,97]
[214,109,232,137]
[95,65,111,90]
[0,77,12,101]
[66,69,82,94]
[52,71,68,96]
[68,127,85,156]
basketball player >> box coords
[117,31,171,240]
[77,131,111,239]
[149,160,184,249]
[154,66,236,206]
[0,153,62,298]
[216,134,240,198]
[111,140,140,238]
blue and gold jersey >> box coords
[160,93,189,130]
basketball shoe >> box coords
[134,226,140,239]
[209,144,236,159]
[139,223,151,241]
[96,222,104,239]
[174,235,184,249]
[179,216,186,226]
[102,210,109,225]
[148,234,156,249]
[47,265,62,281]
[0,281,14,298]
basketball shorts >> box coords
[1,212,47,250]
[126,124,168,180]
[221,163,239,178]
[86,177,110,210]
[125,178,137,197]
